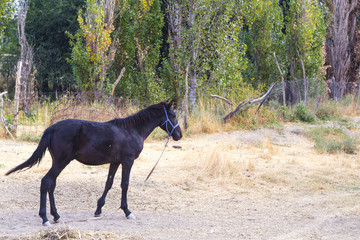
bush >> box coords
[292,103,317,123]
[306,127,357,154]
[276,106,292,122]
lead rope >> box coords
[144,136,170,183]
[144,106,179,183]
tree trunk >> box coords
[326,0,358,99]
[297,50,307,104]
[14,61,22,135]
[187,0,198,112]
[17,0,33,114]
[184,64,189,132]
[167,0,183,108]
[273,52,286,106]
[188,68,197,112]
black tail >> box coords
[5,127,52,176]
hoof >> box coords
[94,213,101,217]
[43,221,52,227]
[126,213,136,220]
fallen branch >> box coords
[0,92,15,141]
[210,95,233,105]
[223,82,278,123]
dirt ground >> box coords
[0,122,360,239]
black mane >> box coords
[110,102,166,128]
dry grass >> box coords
[201,144,242,178]
[187,99,227,135]
[15,227,124,240]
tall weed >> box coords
[315,100,339,120]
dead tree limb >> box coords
[0,92,15,141]
[210,95,233,105]
[273,52,286,106]
[223,82,278,123]
[111,67,125,96]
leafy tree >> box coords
[240,0,283,87]
[0,18,19,95]
[26,0,85,93]
[0,0,14,38]
[68,0,115,93]
[165,0,250,111]
[282,0,327,80]
[196,0,249,98]
[0,0,16,94]
[111,0,164,103]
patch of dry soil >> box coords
[0,123,360,239]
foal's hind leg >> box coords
[49,182,60,223]
[94,162,120,217]
[39,160,70,226]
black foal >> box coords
[6,100,182,226]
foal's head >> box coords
[158,100,182,141]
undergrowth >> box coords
[306,127,357,154]
[1,94,359,143]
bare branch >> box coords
[111,67,125,96]
[210,95,233,105]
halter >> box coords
[161,105,179,137]
[144,105,179,183]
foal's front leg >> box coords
[120,160,135,219]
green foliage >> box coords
[2,0,331,110]
[281,0,327,80]
[240,0,283,87]
[0,0,14,38]
[26,0,85,92]
[307,127,357,154]
[198,0,248,98]
[110,0,165,103]
[67,0,114,92]
[0,17,18,95]
[240,0,327,89]
[274,102,317,123]
[292,102,317,123]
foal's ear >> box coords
[164,99,176,109]
[169,99,177,109]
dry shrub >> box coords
[260,137,279,159]
[0,126,5,138]
[197,144,243,179]
[187,99,226,134]
[188,115,221,135]
[50,94,138,125]
[315,100,339,120]
[344,102,360,116]
[225,106,279,130]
